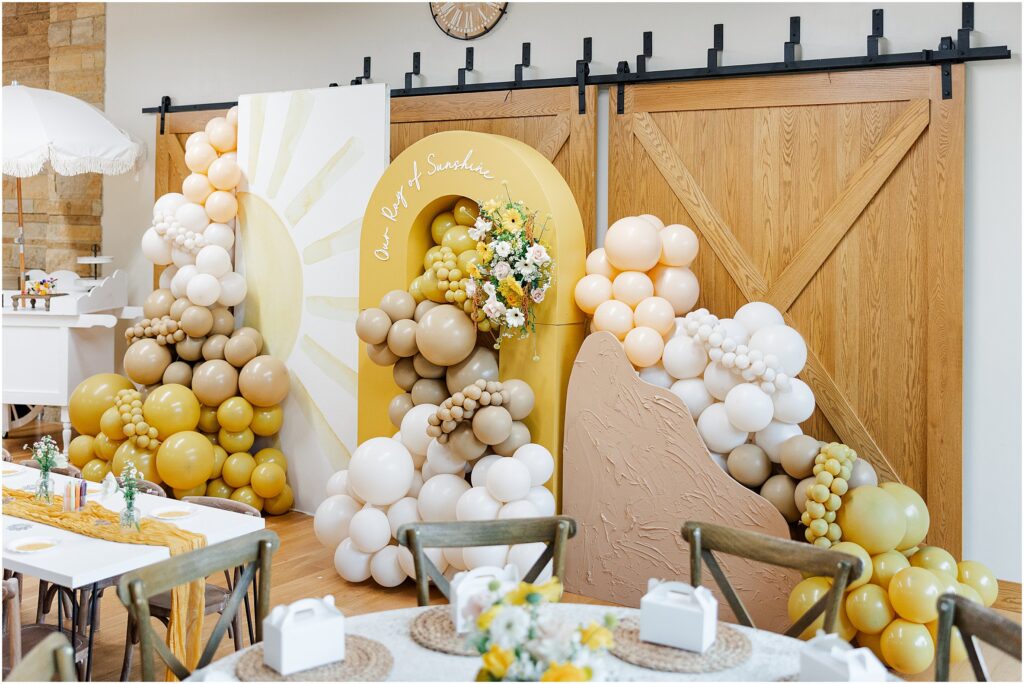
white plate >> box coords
[6,536,60,554]
[1,465,27,477]
[149,506,195,521]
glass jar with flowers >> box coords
[119,462,142,530]
[26,435,65,504]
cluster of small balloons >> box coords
[313,377,556,588]
[574,215,700,367]
[141,106,246,309]
[66,374,292,514]
[410,199,482,318]
[787,480,998,675]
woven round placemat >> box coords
[234,636,393,682]
[610,618,752,673]
[409,606,478,657]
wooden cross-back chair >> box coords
[397,516,577,606]
[936,593,1023,681]
[116,529,279,681]
[20,461,82,478]
[5,632,78,682]
[681,521,862,638]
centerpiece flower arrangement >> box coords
[26,276,58,296]
[26,435,66,503]
[467,193,554,348]
[119,461,142,530]
[466,578,617,682]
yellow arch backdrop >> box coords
[359,131,586,503]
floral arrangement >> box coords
[26,277,57,296]
[119,462,142,530]
[26,435,66,502]
[466,577,617,682]
[466,194,553,347]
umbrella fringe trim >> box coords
[3,147,142,178]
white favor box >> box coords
[799,632,887,681]
[639,580,718,653]
[450,564,520,634]
[263,596,345,675]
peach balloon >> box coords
[184,142,217,173]
[592,300,634,340]
[633,296,675,335]
[611,271,654,308]
[573,274,613,315]
[604,216,662,271]
[185,131,210,151]
[207,157,242,190]
[638,214,665,230]
[659,224,699,267]
[205,191,238,223]
[585,248,620,280]
[650,265,700,315]
[182,173,214,204]
[207,120,237,153]
[226,106,239,127]
[623,327,665,368]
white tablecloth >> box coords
[188,604,809,682]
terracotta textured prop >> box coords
[562,332,800,632]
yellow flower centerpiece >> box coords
[466,577,617,681]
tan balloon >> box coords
[162,361,194,387]
[191,359,239,407]
[727,444,772,487]
[633,296,675,336]
[472,406,513,445]
[356,307,392,345]
[231,327,264,353]
[794,476,816,514]
[143,289,176,319]
[573,274,613,315]
[501,379,535,421]
[448,422,486,460]
[387,319,419,358]
[623,326,665,368]
[445,346,498,394]
[180,305,214,337]
[413,353,445,379]
[392,358,419,391]
[224,335,258,368]
[591,299,634,340]
[493,421,531,456]
[124,339,172,385]
[209,306,235,336]
[414,300,439,322]
[650,265,700,316]
[379,289,416,322]
[760,474,799,522]
[176,336,205,362]
[388,393,415,428]
[205,191,238,223]
[411,378,448,406]
[367,342,400,366]
[238,355,290,407]
[169,297,192,321]
[612,271,655,308]
[780,434,821,479]
[415,304,476,367]
[202,334,229,361]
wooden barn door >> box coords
[610,66,964,554]
[391,86,598,250]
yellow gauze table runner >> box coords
[2,487,207,678]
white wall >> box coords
[104,2,1022,580]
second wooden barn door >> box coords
[610,66,964,554]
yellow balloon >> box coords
[419,268,445,304]
[216,396,254,432]
[92,433,122,461]
[872,550,911,591]
[430,212,457,244]
[910,545,958,579]
[457,248,481,275]
[855,630,887,663]
[441,225,476,254]
[143,384,201,439]
[880,619,934,675]
[82,458,110,482]
[264,483,293,515]
[206,478,234,499]
[198,405,220,433]
[210,445,228,480]
[218,427,254,454]
[409,276,425,303]
[788,576,833,640]
[250,405,283,436]
[453,198,479,226]
[928,568,961,597]
[879,482,930,551]
[155,431,214,490]
[222,452,256,488]
[957,561,998,607]
[173,482,207,499]
[889,567,941,623]
[68,435,96,469]
[423,245,443,271]
[835,486,906,554]
[112,440,161,484]
[925,619,967,664]
[846,584,896,635]
[69,373,133,436]
[230,485,264,511]
[254,448,288,470]
[250,462,286,498]
[100,406,126,441]
[830,541,873,590]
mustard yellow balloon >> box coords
[880,619,934,675]
[112,440,161,484]
[198,405,220,433]
[889,567,941,623]
[926,619,967,664]
[210,445,228,480]
[155,431,214,490]
[100,406,126,441]
[92,433,121,461]
[222,452,256,488]
[69,373,134,436]
[254,448,288,470]
[419,268,445,304]
[82,458,110,483]
[430,212,457,244]
[457,247,481,274]
[409,276,425,303]
[218,427,254,454]
[250,462,286,498]
[788,576,833,640]
[216,396,254,433]
[206,478,234,499]
[957,561,998,607]
[264,483,293,515]
[143,384,201,439]
[423,245,443,271]
[928,568,960,598]
[910,545,958,579]
[957,582,984,605]
[846,584,896,635]
[173,482,207,499]
[453,198,479,226]
[878,482,930,551]
[441,226,476,255]
[230,485,263,512]
[68,435,96,469]
[835,485,906,554]
[250,405,283,436]
[872,550,911,591]
[830,541,873,590]
[856,630,887,663]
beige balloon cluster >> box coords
[428,380,511,439]
[124,315,185,347]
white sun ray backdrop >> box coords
[236,85,390,512]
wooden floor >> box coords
[4,423,1021,682]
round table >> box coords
[188,604,809,682]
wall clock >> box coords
[430,2,508,40]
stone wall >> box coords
[2,3,106,289]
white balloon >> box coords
[734,302,784,336]
[171,246,196,268]
[195,245,232,278]
[154,192,188,218]
[485,458,531,503]
[498,500,540,520]
[398,544,448,580]
[420,462,435,481]
[755,420,803,463]
[217,272,247,307]
[463,545,509,569]
[638,362,674,388]
[386,496,421,539]
[427,439,466,475]
[406,469,424,498]
[525,486,556,516]
[724,383,775,432]
[512,444,554,487]
[417,473,470,522]
[749,324,808,377]
[170,265,197,298]
[175,202,210,233]
[203,222,235,250]
[662,334,708,379]
[669,378,714,419]
[696,402,749,453]
[507,543,552,581]
[334,538,372,582]
[158,265,178,290]
[370,546,407,587]
[470,454,502,487]
[703,360,742,401]
[325,470,349,497]
[141,227,173,265]
[400,404,439,458]
[708,451,729,471]
[186,272,221,307]
[444,546,467,571]
[455,486,502,521]
[717,318,749,346]
[772,378,815,424]
[313,494,361,548]
[348,436,414,506]
[349,507,391,554]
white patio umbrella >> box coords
[2,82,143,291]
